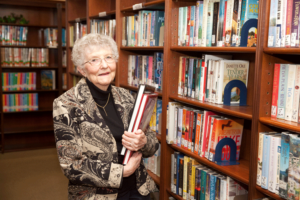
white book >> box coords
[183,7,188,46]
[276,0,283,47]
[205,116,215,159]
[201,0,209,47]
[211,60,220,103]
[225,0,234,46]
[257,132,265,186]
[178,7,183,46]
[275,136,281,195]
[216,60,249,105]
[236,0,243,46]
[167,102,181,144]
[174,106,178,145]
[226,176,237,200]
[285,64,296,121]
[268,134,281,193]
[170,154,175,193]
[206,60,213,102]
[291,65,300,122]
[280,0,287,47]
[220,177,227,200]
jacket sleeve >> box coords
[53,98,123,189]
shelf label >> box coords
[133,3,143,10]
[75,18,80,22]
[99,12,107,17]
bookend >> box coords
[223,80,247,106]
[239,19,258,47]
[214,138,240,166]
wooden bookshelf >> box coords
[171,46,256,53]
[0,1,66,152]
[147,170,160,186]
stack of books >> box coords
[90,19,116,40]
[2,72,36,91]
[2,93,38,112]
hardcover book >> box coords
[279,132,291,198]
[41,70,55,90]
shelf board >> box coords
[0,45,49,48]
[147,170,160,186]
[89,10,116,19]
[259,117,300,133]
[167,188,183,200]
[264,47,300,55]
[121,0,165,12]
[3,108,53,114]
[0,23,59,28]
[69,71,83,77]
[256,186,285,200]
[119,84,163,97]
[156,134,161,142]
[4,125,54,134]
[171,46,256,53]
[1,66,58,69]
[170,144,249,185]
[120,46,164,51]
[68,18,87,23]
[3,89,59,93]
[169,95,252,120]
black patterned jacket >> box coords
[53,78,159,199]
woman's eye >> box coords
[91,59,98,63]
[106,56,112,59]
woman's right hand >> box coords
[123,152,142,177]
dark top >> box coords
[86,79,136,197]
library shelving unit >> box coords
[65,0,288,199]
[0,1,66,152]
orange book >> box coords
[208,118,244,162]
[194,112,203,154]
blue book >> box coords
[199,2,204,45]
[209,174,216,200]
[288,134,300,199]
[154,52,163,90]
[277,64,289,119]
[206,2,214,46]
[279,132,291,198]
[217,0,226,46]
[268,0,277,47]
[176,153,184,195]
[150,12,156,46]
[245,0,259,20]
[188,58,194,97]
[154,11,165,46]
[156,99,162,133]
[190,6,195,46]
[205,172,211,199]
[261,134,273,189]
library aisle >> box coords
[0,148,68,200]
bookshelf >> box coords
[0,1,66,152]
[64,0,290,199]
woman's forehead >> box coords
[84,45,112,56]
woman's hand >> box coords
[123,152,142,177]
[122,129,147,152]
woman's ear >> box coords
[77,66,86,77]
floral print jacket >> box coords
[53,78,159,200]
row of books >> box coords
[41,70,56,90]
[128,53,164,90]
[69,22,87,47]
[177,0,259,47]
[0,25,28,46]
[167,102,244,162]
[143,143,161,177]
[1,48,49,67]
[90,19,116,41]
[122,10,165,47]
[2,72,36,91]
[268,0,300,47]
[271,64,300,123]
[170,152,248,200]
[2,93,38,112]
[178,54,249,104]
[256,132,300,199]
[43,28,66,47]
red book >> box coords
[186,6,191,46]
[222,1,227,47]
[200,111,216,157]
[188,110,194,151]
[200,60,207,101]
[271,64,280,118]
[123,92,158,165]
[185,109,190,149]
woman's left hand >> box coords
[122,129,147,152]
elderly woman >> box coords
[53,33,159,200]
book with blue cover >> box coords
[190,6,195,46]
[198,1,204,46]
[156,99,162,133]
[288,134,300,199]
[268,0,278,47]
[154,52,163,90]
[188,58,194,97]
[279,132,291,198]
[261,133,273,189]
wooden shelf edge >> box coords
[171,46,256,53]
[68,18,87,23]
[169,95,252,120]
[170,144,249,185]
[120,46,164,51]
[256,186,285,200]
[119,84,163,97]
[147,170,160,186]
[264,47,300,55]
[156,134,161,142]
[121,0,165,12]
[89,10,116,19]
[259,117,300,133]
[166,188,183,200]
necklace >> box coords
[95,93,110,116]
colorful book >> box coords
[271,64,280,118]
[279,132,291,198]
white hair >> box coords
[71,33,119,69]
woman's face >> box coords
[78,46,116,91]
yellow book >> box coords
[183,156,190,199]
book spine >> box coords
[186,6,191,46]
[182,108,186,148]
[190,6,195,46]
[200,170,207,200]
[191,111,197,153]
[188,58,194,97]
[185,110,190,149]
[268,136,278,193]
[225,0,234,47]
[199,2,204,46]
[277,64,289,119]
[183,156,189,199]
[188,111,194,151]
[285,64,296,121]
[178,108,183,147]
[171,154,175,193]
[292,65,300,122]
[205,116,214,159]
[231,0,241,46]
[291,0,300,47]
[285,0,293,47]
[183,7,187,46]
[257,132,264,186]
[217,0,225,46]
[174,106,178,145]
[275,137,281,194]
[179,157,184,196]
[261,134,271,189]
[192,59,197,99]
[179,7,183,46]
[195,2,200,46]
[276,0,283,47]
[271,64,280,118]
[206,2,214,47]
[279,133,290,198]
[184,58,189,97]
[202,0,208,46]
[212,3,219,47]
[210,175,216,200]
[222,1,227,47]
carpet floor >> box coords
[0,148,69,200]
